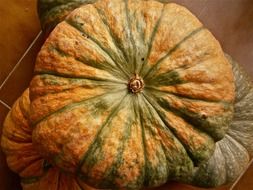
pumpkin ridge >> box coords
[65,19,131,79]
[35,70,124,84]
[139,95,171,186]
[225,133,250,153]
[31,90,125,126]
[142,92,215,165]
[148,90,232,140]
[144,86,230,103]
[18,157,44,175]
[93,3,133,73]
[138,3,165,75]
[124,0,138,73]
[219,135,249,183]
[76,93,128,178]
[30,75,125,101]
[51,44,125,81]
[142,26,204,80]
[137,95,148,187]
[97,98,134,188]
[141,93,195,165]
[78,97,133,186]
[21,175,42,184]
[146,70,183,86]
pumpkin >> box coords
[188,55,253,187]
[37,0,98,33]
[29,0,235,189]
[1,89,97,190]
[2,56,252,190]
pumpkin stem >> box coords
[128,74,144,93]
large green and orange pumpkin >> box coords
[1,0,253,189]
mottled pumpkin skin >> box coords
[2,57,251,190]
[189,55,253,187]
[30,0,235,189]
[1,89,97,190]
[38,0,98,33]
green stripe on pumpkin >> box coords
[142,27,204,80]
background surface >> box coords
[0,0,252,189]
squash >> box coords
[2,56,252,190]
[29,0,235,189]
[188,55,253,187]
[37,0,98,33]
[1,89,97,190]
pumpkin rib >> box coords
[31,89,125,126]
[96,98,134,188]
[65,19,131,80]
[142,91,216,166]
[38,0,98,32]
[132,95,146,188]
[139,95,172,185]
[51,44,126,82]
[124,0,138,73]
[142,26,204,80]
[21,175,43,185]
[141,93,197,165]
[93,2,132,73]
[144,85,229,103]
[219,135,249,183]
[76,93,128,178]
[137,95,148,187]
[78,97,133,187]
[30,75,125,101]
[35,70,124,84]
[149,89,231,141]
[138,3,165,75]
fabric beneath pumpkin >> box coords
[1,89,98,190]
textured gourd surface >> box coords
[190,56,253,187]
[30,0,234,189]
[1,57,251,190]
[1,90,96,190]
[38,0,98,33]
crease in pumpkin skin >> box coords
[35,22,127,83]
[93,0,135,74]
[30,88,126,126]
[1,90,85,190]
[142,26,205,80]
[138,95,169,187]
[136,94,148,187]
[139,2,204,78]
[32,90,128,173]
[65,19,130,80]
[138,95,196,183]
[30,74,125,99]
[64,5,131,79]
[50,45,126,82]
[145,29,218,81]
[86,96,137,189]
[124,0,138,73]
[114,94,146,189]
[137,3,165,75]
[141,91,215,167]
[144,89,232,141]
[215,136,248,184]
[76,93,129,184]
[75,95,130,180]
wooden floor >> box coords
[0,0,252,189]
